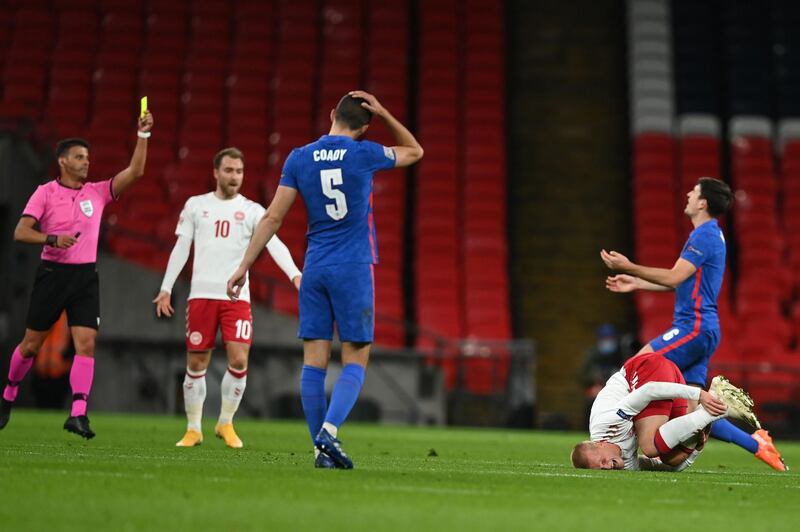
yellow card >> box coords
[140,96,148,118]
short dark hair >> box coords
[214,147,244,169]
[56,138,89,159]
[334,94,373,130]
[698,177,733,217]
[571,442,595,469]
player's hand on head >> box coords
[56,235,78,249]
[138,110,154,132]
[699,390,728,416]
[152,290,174,317]
[349,90,384,116]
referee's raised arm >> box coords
[111,111,154,199]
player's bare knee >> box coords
[19,340,40,358]
[342,341,371,367]
[640,441,660,458]
[70,327,97,356]
[302,339,332,368]
[303,350,330,368]
[638,431,660,457]
[225,343,249,370]
[187,359,207,372]
[228,353,248,371]
[74,339,96,356]
[187,352,210,372]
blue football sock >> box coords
[324,363,365,428]
[710,419,758,454]
[300,365,327,442]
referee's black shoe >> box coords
[64,415,95,439]
[0,398,11,430]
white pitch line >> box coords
[372,485,491,496]
[360,465,761,487]
[0,466,240,483]
[45,469,156,480]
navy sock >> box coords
[324,364,365,428]
[710,419,758,454]
[300,365,327,442]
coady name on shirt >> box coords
[313,149,347,162]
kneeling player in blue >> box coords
[228,91,423,468]
[602,177,787,471]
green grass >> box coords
[1,410,798,531]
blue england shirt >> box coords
[279,135,396,268]
[674,219,726,331]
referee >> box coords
[0,111,154,438]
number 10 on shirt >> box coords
[321,169,348,220]
[214,220,230,238]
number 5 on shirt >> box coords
[320,169,348,220]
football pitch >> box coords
[1,411,798,531]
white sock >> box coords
[657,406,725,450]
[183,368,207,432]
[218,366,247,425]
[680,405,707,448]
[322,421,338,438]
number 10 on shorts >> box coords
[235,319,252,340]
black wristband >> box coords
[46,234,57,246]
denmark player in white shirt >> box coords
[571,352,760,471]
[153,148,302,448]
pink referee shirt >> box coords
[22,178,115,264]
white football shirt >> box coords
[589,368,701,470]
[176,192,269,302]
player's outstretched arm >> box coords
[153,235,192,317]
[14,216,78,248]
[228,185,298,300]
[265,234,302,290]
[111,111,154,198]
[617,382,725,417]
[606,274,673,293]
[620,383,727,419]
[601,249,696,289]
[350,90,423,168]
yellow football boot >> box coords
[215,423,243,448]
[175,429,203,447]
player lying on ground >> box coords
[571,352,760,471]
[153,148,302,448]
[601,177,787,471]
[0,111,154,439]
[227,91,423,469]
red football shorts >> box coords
[185,299,253,350]
[623,352,689,421]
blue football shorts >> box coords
[298,263,375,343]
[648,325,720,386]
